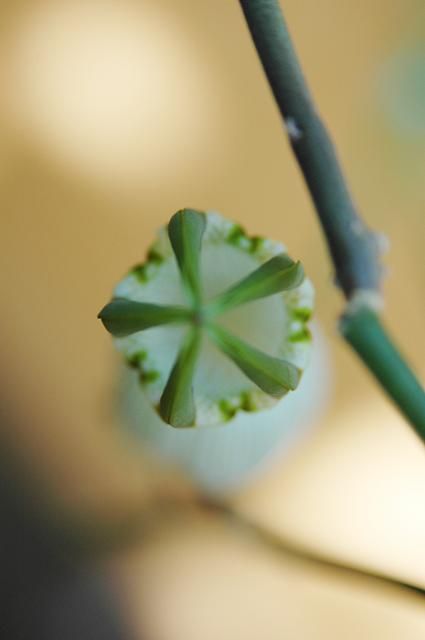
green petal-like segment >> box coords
[159,329,202,428]
[98,298,191,337]
[208,323,301,398]
[168,209,206,306]
[206,254,304,316]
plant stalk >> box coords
[341,308,425,438]
[238,0,425,443]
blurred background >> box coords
[1,0,425,638]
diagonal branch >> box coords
[238,0,425,442]
[239,0,381,298]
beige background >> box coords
[1,1,424,638]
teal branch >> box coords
[238,0,425,442]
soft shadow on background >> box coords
[1,1,424,638]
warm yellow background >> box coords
[1,1,424,638]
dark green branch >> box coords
[341,308,425,438]
[238,0,381,298]
[238,0,425,443]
